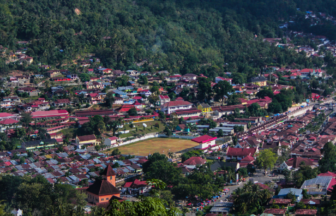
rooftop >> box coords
[191,135,217,144]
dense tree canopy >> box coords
[0,0,331,76]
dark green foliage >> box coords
[198,118,217,129]
[0,175,87,215]
[127,107,138,116]
[78,115,106,135]
[319,142,336,173]
[232,181,272,214]
[181,150,202,162]
[293,165,318,187]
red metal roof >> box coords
[295,209,317,215]
[31,110,69,118]
[183,156,206,166]
[0,113,15,117]
[318,171,336,178]
[191,135,217,144]
[226,147,257,157]
[163,100,192,107]
[0,118,19,125]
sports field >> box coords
[109,138,199,156]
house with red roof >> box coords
[239,155,255,167]
[279,156,315,171]
[161,99,193,114]
[268,198,292,207]
[75,134,99,148]
[158,95,170,106]
[122,179,150,195]
[263,208,286,216]
[89,93,103,104]
[191,135,217,151]
[133,101,144,109]
[318,171,336,178]
[295,209,317,216]
[0,118,21,132]
[311,93,320,100]
[183,156,206,166]
[118,105,138,113]
[138,89,152,97]
[31,110,69,120]
[226,147,258,161]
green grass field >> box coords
[107,138,199,156]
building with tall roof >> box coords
[86,165,120,205]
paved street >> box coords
[210,169,285,207]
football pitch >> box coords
[109,138,199,156]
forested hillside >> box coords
[0,0,335,75]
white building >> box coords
[159,95,170,105]
[104,136,118,147]
[191,135,217,151]
[161,100,193,114]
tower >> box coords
[101,164,116,186]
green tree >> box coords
[111,148,121,156]
[105,91,115,108]
[106,197,180,216]
[139,75,148,85]
[213,80,233,102]
[163,127,172,136]
[20,112,32,127]
[255,149,278,173]
[79,73,90,82]
[197,77,212,102]
[319,142,336,173]
[128,107,138,116]
[256,88,274,99]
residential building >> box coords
[104,137,118,147]
[17,87,40,96]
[75,135,99,148]
[300,176,336,195]
[31,110,69,120]
[51,99,71,107]
[0,118,21,132]
[274,188,302,201]
[197,103,212,113]
[278,157,316,171]
[250,76,267,86]
[21,139,58,150]
[158,95,170,106]
[122,179,150,195]
[46,70,62,78]
[191,135,218,151]
[182,74,197,81]
[161,100,193,114]
[86,165,120,205]
[226,147,258,160]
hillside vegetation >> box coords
[0,0,335,75]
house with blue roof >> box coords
[274,188,302,202]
